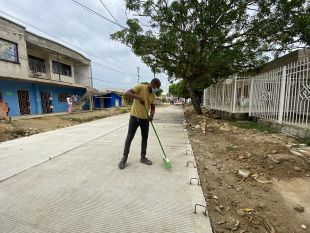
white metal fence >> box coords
[203,58,310,128]
[203,76,251,113]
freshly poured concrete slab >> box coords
[0,114,128,181]
[0,106,212,232]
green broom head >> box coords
[163,156,172,169]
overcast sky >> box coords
[0,0,169,92]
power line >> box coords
[0,6,156,84]
[67,0,126,29]
[76,71,134,84]
[99,0,122,28]
[0,50,138,84]
[92,61,137,76]
[0,11,140,77]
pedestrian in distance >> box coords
[66,95,73,114]
[118,78,161,169]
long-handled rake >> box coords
[144,106,172,169]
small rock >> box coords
[204,165,208,170]
[213,195,218,200]
[269,165,275,169]
[216,220,226,225]
[238,155,245,160]
[215,229,225,233]
[195,125,200,129]
[238,169,251,178]
[226,218,240,231]
[301,224,307,230]
[271,149,277,154]
[293,205,305,213]
[293,166,302,172]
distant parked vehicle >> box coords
[174,100,183,106]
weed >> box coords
[233,121,279,134]
[296,137,310,146]
[226,143,235,151]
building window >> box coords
[52,61,72,77]
[28,55,46,73]
[0,38,18,63]
[58,93,69,102]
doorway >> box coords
[17,90,31,115]
[40,91,53,113]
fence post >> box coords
[249,77,254,116]
[278,66,287,123]
[232,76,237,113]
[222,81,225,111]
[203,89,206,107]
[210,86,212,108]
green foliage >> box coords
[169,81,188,98]
[226,143,236,152]
[233,121,279,134]
[111,0,309,114]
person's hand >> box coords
[148,115,153,121]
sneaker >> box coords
[118,157,127,169]
[140,157,152,165]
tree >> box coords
[169,78,210,102]
[112,0,309,114]
[169,81,188,99]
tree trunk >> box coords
[186,81,202,115]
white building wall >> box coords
[74,65,91,87]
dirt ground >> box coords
[0,107,130,142]
[184,106,310,233]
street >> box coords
[0,106,211,233]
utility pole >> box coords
[137,67,140,84]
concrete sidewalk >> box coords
[0,106,212,232]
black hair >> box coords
[151,78,161,86]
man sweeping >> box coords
[118,78,161,169]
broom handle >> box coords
[144,105,167,159]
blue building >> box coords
[0,16,92,117]
[93,91,122,109]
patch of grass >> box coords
[69,116,106,123]
[296,137,310,146]
[226,143,235,151]
[233,121,279,134]
[119,108,130,113]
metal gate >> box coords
[40,91,53,113]
[17,90,31,115]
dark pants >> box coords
[123,115,149,158]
